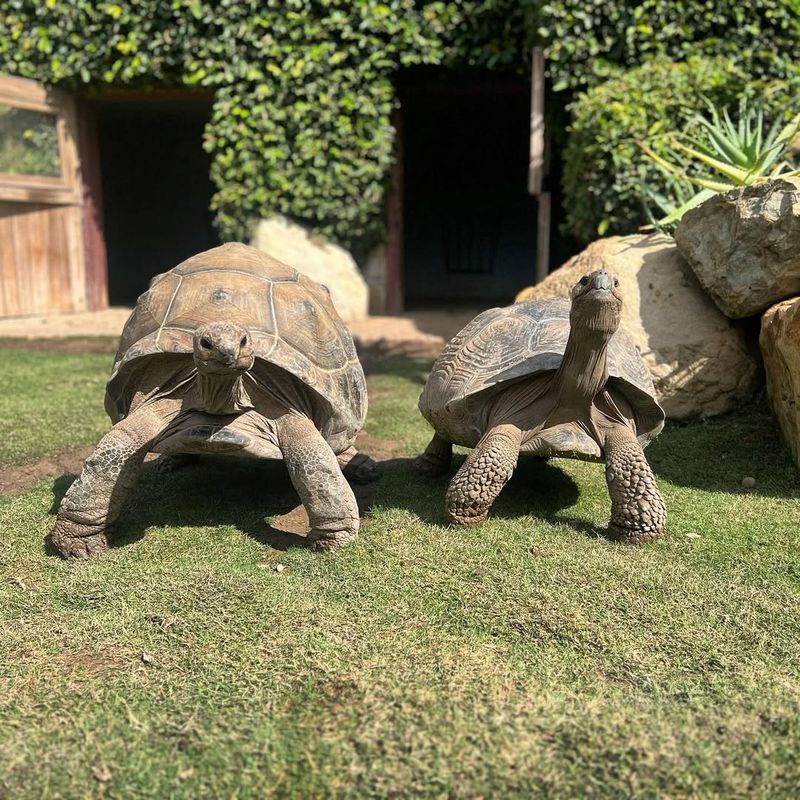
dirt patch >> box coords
[269,479,377,538]
[355,432,404,461]
[0,337,118,354]
[0,447,93,497]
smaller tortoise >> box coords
[51,243,376,558]
[415,269,666,543]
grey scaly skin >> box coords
[50,320,364,557]
[51,401,180,558]
[277,414,360,550]
[445,424,520,525]
[413,432,453,478]
[603,426,666,544]
[420,269,666,544]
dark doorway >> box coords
[96,96,218,306]
[400,72,539,306]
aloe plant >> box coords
[639,99,800,227]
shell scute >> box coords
[106,243,366,449]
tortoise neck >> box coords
[195,370,253,415]
[555,326,612,404]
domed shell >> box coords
[106,243,366,446]
[419,298,664,456]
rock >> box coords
[675,178,800,318]
[760,297,800,466]
[250,215,369,321]
[515,234,759,419]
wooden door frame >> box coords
[385,106,404,315]
[75,88,216,310]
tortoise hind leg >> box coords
[445,424,521,525]
[413,433,453,478]
[276,413,360,551]
[603,424,666,544]
[155,453,201,475]
[337,446,379,484]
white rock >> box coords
[250,216,368,321]
[675,178,800,318]
[515,234,760,419]
[760,296,800,467]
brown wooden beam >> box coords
[76,98,108,311]
[385,106,404,315]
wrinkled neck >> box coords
[196,370,252,415]
[556,326,613,403]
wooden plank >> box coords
[0,205,21,315]
[76,99,108,310]
[528,47,545,196]
[536,191,551,283]
[385,106,405,315]
[0,77,86,316]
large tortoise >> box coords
[51,243,375,558]
[415,269,666,543]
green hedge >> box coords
[2,2,798,251]
[0,1,459,249]
[561,56,800,242]
[539,0,800,91]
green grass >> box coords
[0,348,111,466]
[1,347,799,798]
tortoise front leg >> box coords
[276,413,360,551]
[603,425,666,544]
[336,446,379,484]
[51,404,173,558]
[445,424,521,525]
[413,433,453,478]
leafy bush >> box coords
[640,100,800,227]
[562,56,800,242]
[0,1,460,249]
[539,0,800,91]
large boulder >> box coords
[760,297,800,467]
[250,216,369,321]
[515,235,759,419]
[675,178,800,318]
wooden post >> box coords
[528,47,550,283]
[76,98,109,310]
[385,106,404,315]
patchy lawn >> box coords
[1,342,799,798]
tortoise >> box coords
[51,242,376,558]
[414,269,666,543]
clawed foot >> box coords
[155,453,200,475]
[606,523,664,545]
[446,508,487,526]
[338,451,380,484]
[308,528,358,552]
[50,522,109,559]
[413,452,451,478]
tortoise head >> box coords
[193,321,255,375]
[569,269,622,339]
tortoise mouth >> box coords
[195,355,254,375]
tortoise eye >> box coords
[614,278,619,287]
[579,276,589,286]
[240,336,247,347]
[200,337,212,349]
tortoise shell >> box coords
[418,298,664,459]
[106,243,367,448]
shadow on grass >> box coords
[47,449,585,557]
[647,403,799,498]
[48,456,379,555]
[374,453,584,531]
